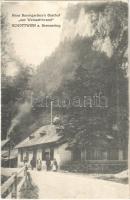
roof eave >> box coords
[16,137,66,149]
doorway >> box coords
[33,149,37,167]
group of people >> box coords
[30,157,58,172]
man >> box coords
[46,157,51,171]
[30,157,35,170]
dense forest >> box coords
[1,2,128,150]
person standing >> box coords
[52,158,58,172]
[37,158,42,171]
[23,156,28,165]
[30,157,35,170]
[46,157,51,171]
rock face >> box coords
[2,2,128,151]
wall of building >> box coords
[37,147,50,169]
[18,148,33,167]
[17,143,72,169]
[18,149,22,167]
[81,148,126,161]
[18,145,126,169]
[18,149,23,167]
[56,143,72,166]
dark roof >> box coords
[15,125,63,149]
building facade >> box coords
[1,139,18,168]
[16,124,72,169]
[15,123,127,172]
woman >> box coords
[37,158,42,171]
[52,158,58,172]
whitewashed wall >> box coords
[55,143,72,166]
[37,148,42,160]
[119,149,123,160]
[18,150,23,167]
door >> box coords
[33,149,37,167]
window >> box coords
[73,148,81,161]
[119,149,123,160]
[23,152,29,162]
[26,151,29,162]
[33,150,37,160]
[95,149,102,160]
[123,149,127,160]
[50,148,54,160]
[42,149,54,160]
[86,148,108,160]
[108,149,119,160]
[102,151,108,160]
[42,150,45,160]
[86,150,91,160]
[42,150,49,161]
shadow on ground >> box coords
[96,176,128,184]
[20,177,39,199]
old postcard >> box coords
[1,0,129,199]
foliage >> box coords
[1,2,128,149]
[1,10,33,140]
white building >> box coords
[15,124,72,169]
[15,122,127,173]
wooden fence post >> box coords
[11,173,17,199]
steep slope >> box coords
[5,2,128,148]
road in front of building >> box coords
[30,170,129,199]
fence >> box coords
[1,166,29,199]
[61,160,127,174]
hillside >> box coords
[1,1,128,149]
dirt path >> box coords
[30,170,129,199]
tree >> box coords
[1,9,34,140]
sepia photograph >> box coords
[1,0,129,198]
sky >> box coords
[2,0,126,76]
[3,1,69,67]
